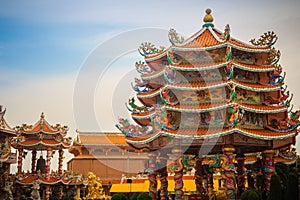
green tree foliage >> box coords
[269,174,282,200]
[130,193,140,200]
[111,193,127,200]
[285,172,298,200]
[137,192,152,200]
[241,189,261,200]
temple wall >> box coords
[67,157,147,181]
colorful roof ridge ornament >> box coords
[250,31,278,47]
[168,28,185,45]
[138,42,165,57]
[220,24,231,41]
[203,8,214,28]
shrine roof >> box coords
[11,138,71,150]
[137,88,161,99]
[164,102,231,113]
[16,173,84,185]
[125,127,296,145]
[144,10,270,63]
[231,80,282,92]
[74,131,127,146]
[162,102,287,114]
[168,61,275,72]
[238,103,287,114]
[15,112,68,135]
[140,67,165,80]
[165,80,281,92]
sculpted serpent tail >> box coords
[159,168,168,200]
[221,150,236,200]
[174,157,184,200]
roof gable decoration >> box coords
[15,112,69,135]
[138,42,166,57]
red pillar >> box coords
[46,148,52,180]
[58,149,64,175]
[262,150,275,191]
[222,147,236,200]
[31,150,37,173]
[195,157,205,195]
[17,148,23,175]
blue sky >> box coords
[1,0,300,170]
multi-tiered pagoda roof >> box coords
[117,9,298,154]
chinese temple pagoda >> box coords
[116,9,298,200]
[11,113,83,200]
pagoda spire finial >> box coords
[203,8,214,28]
[40,112,45,119]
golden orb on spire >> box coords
[203,8,214,23]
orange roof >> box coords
[183,28,222,48]
[126,126,296,145]
[15,113,68,135]
[77,132,127,146]
[12,138,71,150]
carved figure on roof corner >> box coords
[131,78,150,93]
[270,71,285,85]
[126,97,148,113]
[250,31,278,47]
[168,28,185,45]
[267,47,281,65]
[220,24,231,41]
[116,118,149,136]
[135,60,153,74]
[138,42,165,57]
[289,109,300,127]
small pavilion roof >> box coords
[15,112,68,135]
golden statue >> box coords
[84,172,111,200]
